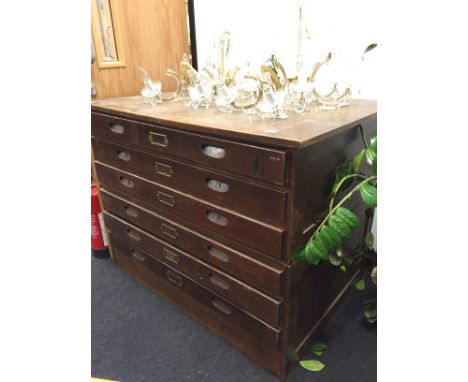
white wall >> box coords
[193,0,378,99]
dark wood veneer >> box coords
[92,137,288,225]
[105,213,283,326]
[100,188,285,295]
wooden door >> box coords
[91,0,189,99]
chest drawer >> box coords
[100,189,284,295]
[96,163,284,258]
[106,217,282,327]
[111,236,282,350]
[91,113,139,146]
[93,138,287,226]
[92,112,288,185]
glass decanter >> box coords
[137,67,162,106]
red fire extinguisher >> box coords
[91,186,109,258]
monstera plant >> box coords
[293,126,377,323]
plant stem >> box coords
[311,176,377,244]
[358,125,369,150]
[329,174,366,212]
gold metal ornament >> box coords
[311,53,351,108]
[309,52,332,83]
[312,84,351,108]
[261,55,289,91]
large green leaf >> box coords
[352,149,366,173]
[365,148,376,166]
[320,225,342,250]
[314,236,330,259]
[360,183,377,207]
[329,215,351,238]
[336,207,360,228]
[305,241,327,263]
[315,230,332,253]
[332,162,354,193]
[372,156,377,176]
[299,359,325,372]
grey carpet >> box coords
[92,256,376,382]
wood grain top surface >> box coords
[91,96,377,148]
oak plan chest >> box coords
[91,96,377,380]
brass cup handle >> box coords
[124,206,139,218]
[130,249,145,262]
[206,211,228,226]
[211,298,232,315]
[119,176,134,188]
[206,179,229,193]
[209,273,230,290]
[207,245,229,263]
[201,144,226,159]
[126,229,141,242]
[109,124,125,134]
[117,150,131,161]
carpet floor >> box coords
[92,256,376,382]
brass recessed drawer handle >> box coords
[163,248,180,265]
[149,132,168,147]
[124,206,139,218]
[207,246,229,263]
[209,273,230,290]
[211,298,232,315]
[119,176,134,188]
[127,229,141,242]
[206,179,229,193]
[109,123,125,134]
[130,248,145,262]
[157,191,175,207]
[117,150,131,161]
[161,223,178,239]
[155,162,173,177]
[206,211,228,226]
[202,144,226,159]
[166,270,183,287]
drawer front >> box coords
[91,113,138,146]
[111,236,281,350]
[100,189,284,295]
[106,218,282,327]
[96,163,284,258]
[93,138,287,226]
[91,112,288,185]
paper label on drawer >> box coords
[98,212,108,246]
